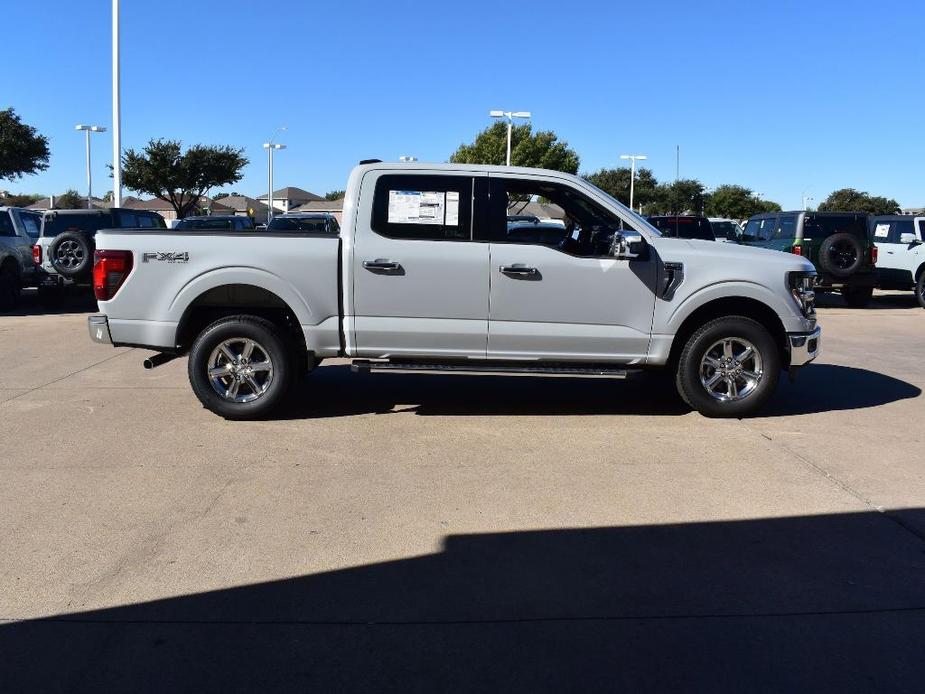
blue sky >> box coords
[5,0,924,208]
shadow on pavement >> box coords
[3,510,925,692]
[3,287,97,317]
[279,363,919,420]
[815,291,920,310]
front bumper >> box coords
[788,326,821,366]
[88,315,112,345]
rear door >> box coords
[350,171,490,358]
[481,174,657,362]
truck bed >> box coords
[95,228,343,354]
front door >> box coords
[350,171,490,358]
[481,174,658,362]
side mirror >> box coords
[899,232,918,245]
[611,231,645,260]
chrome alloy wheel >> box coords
[699,337,763,402]
[55,240,85,269]
[207,338,274,403]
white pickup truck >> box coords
[88,162,820,419]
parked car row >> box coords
[0,207,344,308]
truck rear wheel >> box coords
[187,315,294,419]
[675,316,780,418]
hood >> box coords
[653,237,816,274]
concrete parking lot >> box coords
[2,290,924,692]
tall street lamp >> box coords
[111,0,122,207]
[75,125,107,208]
[619,154,647,212]
[489,110,531,166]
[262,142,286,221]
[262,126,287,220]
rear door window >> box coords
[371,174,473,241]
[0,213,15,236]
[777,214,798,240]
[16,211,42,238]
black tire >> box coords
[0,263,20,311]
[916,269,925,309]
[48,232,93,279]
[842,285,873,308]
[818,232,863,278]
[187,315,294,419]
[675,316,781,418]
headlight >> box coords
[788,271,816,317]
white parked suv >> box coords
[870,215,925,307]
[87,161,821,419]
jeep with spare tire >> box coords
[740,211,876,307]
[34,208,165,301]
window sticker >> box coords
[388,190,450,225]
[874,223,890,239]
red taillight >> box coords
[32,245,41,265]
[871,245,878,263]
[93,250,133,301]
[791,245,802,256]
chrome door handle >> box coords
[500,264,538,276]
[363,259,401,272]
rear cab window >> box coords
[40,212,110,237]
[16,211,42,239]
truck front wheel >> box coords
[187,315,294,420]
[675,316,780,418]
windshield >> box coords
[579,179,663,236]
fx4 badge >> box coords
[142,251,189,264]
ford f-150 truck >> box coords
[87,162,820,419]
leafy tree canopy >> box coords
[0,193,42,207]
[650,179,707,215]
[583,167,659,210]
[53,190,84,209]
[818,188,899,215]
[324,189,346,201]
[704,184,781,219]
[121,139,248,219]
[0,108,50,180]
[450,122,579,174]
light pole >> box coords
[262,127,287,220]
[75,125,107,208]
[262,143,286,221]
[620,154,648,212]
[489,110,531,166]
[111,0,122,207]
[801,191,814,211]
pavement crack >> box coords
[742,422,925,545]
[0,349,134,406]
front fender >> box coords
[664,280,803,334]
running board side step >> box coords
[350,360,637,379]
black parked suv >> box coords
[740,211,876,307]
[646,215,717,241]
[35,208,166,299]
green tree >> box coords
[0,193,42,207]
[120,139,248,219]
[53,190,84,209]
[324,189,345,201]
[583,167,659,211]
[0,108,50,180]
[704,184,781,219]
[818,188,899,215]
[450,122,579,173]
[651,179,707,215]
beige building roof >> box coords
[290,197,344,213]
